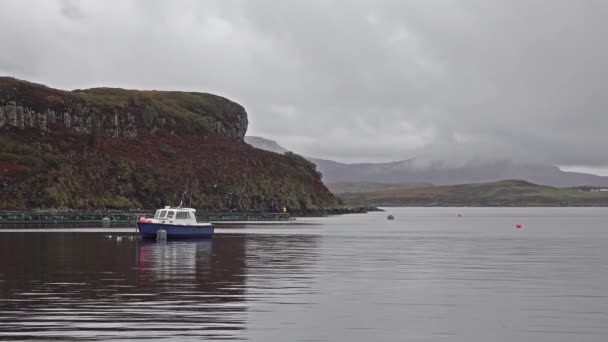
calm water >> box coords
[1,208,608,341]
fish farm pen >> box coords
[0,211,293,224]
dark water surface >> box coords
[1,208,608,341]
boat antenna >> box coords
[179,181,189,208]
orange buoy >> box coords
[516,224,522,229]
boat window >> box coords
[166,211,175,219]
[159,210,167,218]
[176,212,190,219]
[154,210,161,219]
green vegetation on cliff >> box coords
[0,77,340,212]
[340,180,608,207]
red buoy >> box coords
[139,217,147,223]
[146,219,153,223]
[458,214,462,218]
[516,224,522,229]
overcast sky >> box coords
[1,1,608,173]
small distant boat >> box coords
[387,215,394,220]
[137,206,214,239]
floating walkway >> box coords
[0,212,293,224]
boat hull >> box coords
[137,222,214,239]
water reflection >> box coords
[7,209,606,342]
[0,232,321,341]
[244,235,321,305]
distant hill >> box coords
[244,136,288,154]
[340,180,608,207]
[309,158,608,188]
[245,136,608,188]
[325,181,433,194]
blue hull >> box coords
[137,222,214,239]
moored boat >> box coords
[137,206,214,239]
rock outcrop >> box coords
[0,77,247,140]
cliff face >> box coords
[0,77,339,211]
[0,77,247,140]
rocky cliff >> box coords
[0,77,247,140]
[0,77,339,211]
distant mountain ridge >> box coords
[339,180,608,207]
[245,136,608,188]
[324,182,434,194]
[244,136,288,154]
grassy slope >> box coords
[340,180,608,207]
[0,128,339,212]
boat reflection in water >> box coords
[0,232,248,340]
[134,238,247,339]
[0,229,322,341]
[138,239,213,281]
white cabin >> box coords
[152,206,211,226]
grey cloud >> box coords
[1,0,607,170]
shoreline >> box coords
[0,206,381,226]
